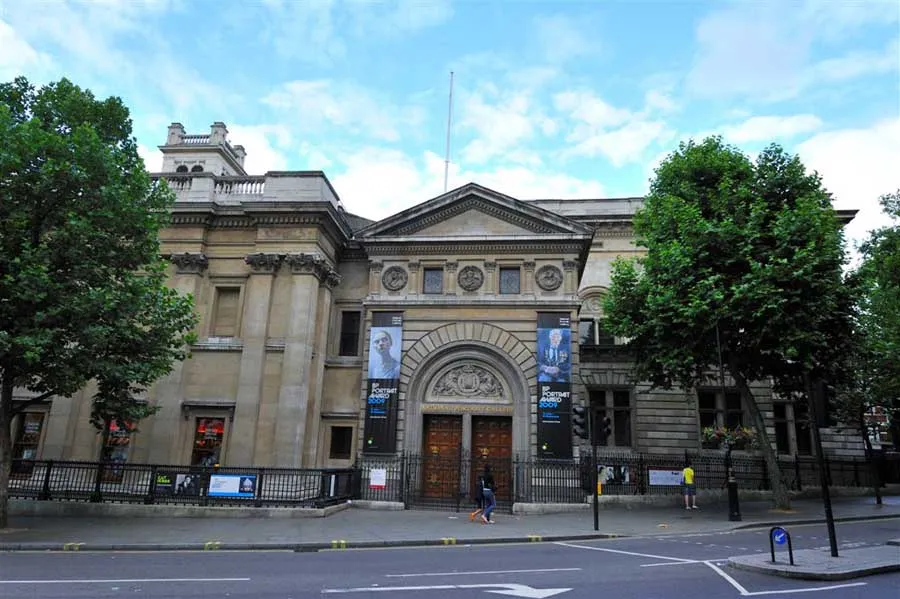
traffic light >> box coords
[572,405,589,440]
[597,416,612,445]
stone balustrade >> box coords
[180,134,210,144]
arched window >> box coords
[190,165,204,173]
[175,165,188,173]
[578,294,614,346]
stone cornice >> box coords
[592,222,634,238]
[365,242,586,255]
[168,252,209,274]
[245,252,283,273]
[388,197,560,235]
[363,297,581,308]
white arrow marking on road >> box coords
[0,578,251,585]
[322,583,572,598]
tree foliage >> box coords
[603,137,852,509]
[0,77,198,528]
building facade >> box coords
[9,123,865,480]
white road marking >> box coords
[554,541,695,563]
[639,559,729,567]
[704,561,751,595]
[323,583,572,598]
[0,578,251,585]
[386,568,581,578]
[703,562,867,596]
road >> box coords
[1,519,897,598]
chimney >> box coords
[233,144,247,167]
[209,121,228,144]
[166,122,185,145]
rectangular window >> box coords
[612,390,632,447]
[101,420,133,482]
[11,412,45,477]
[725,392,743,428]
[423,268,443,294]
[329,426,353,460]
[794,403,813,455]
[773,403,791,454]
[698,391,718,430]
[578,320,595,346]
[212,287,240,337]
[697,390,743,431]
[499,267,520,294]
[190,417,226,466]
[588,388,633,448]
[338,311,361,356]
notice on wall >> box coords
[208,474,257,498]
[648,468,684,486]
[369,468,387,490]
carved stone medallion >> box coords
[535,265,563,291]
[432,364,502,398]
[381,266,408,291]
[457,266,484,292]
[582,296,603,314]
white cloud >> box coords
[644,89,677,114]
[534,14,596,63]
[686,2,899,101]
[0,20,55,80]
[720,115,824,144]
[796,118,900,255]
[554,90,631,129]
[137,144,163,172]
[329,147,605,220]
[573,120,674,167]
[263,80,424,142]
[227,124,292,174]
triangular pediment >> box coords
[356,183,594,240]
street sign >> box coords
[772,528,787,545]
[322,583,572,598]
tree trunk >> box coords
[730,365,791,510]
[0,377,14,529]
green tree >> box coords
[603,137,852,509]
[0,77,197,528]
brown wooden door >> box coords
[471,416,512,501]
[422,415,462,499]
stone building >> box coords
[8,122,864,482]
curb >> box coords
[728,559,900,581]
[730,512,900,531]
[0,532,624,553]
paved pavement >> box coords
[1,495,898,551]
[1,521,899,599]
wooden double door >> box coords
[421,414,512,501]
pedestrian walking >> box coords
[469,475,484,522]
[682,460,698,510]
[479,464,496,524]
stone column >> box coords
[147,253,208,463]
[407,262,420,297]
[303,267,342,465]
[445,261,458,295]
[484,261,497,294]
[273,253,332,467]
[228,253,282,465]
[563,260,578,295]
[523,261,536,295]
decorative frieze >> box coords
[382,266,408,291]
[457,266,484,291]
[244,252,283,273]
[535,265,563,291]
[168,252,209,274]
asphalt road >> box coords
[1,519,897,598]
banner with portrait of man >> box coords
[363,312,403,454]
[536,312,573,459]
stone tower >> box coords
[158,122,248,176]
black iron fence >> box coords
[8,460,359,508]
[355,451,900,512]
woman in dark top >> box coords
[480,464,496,524]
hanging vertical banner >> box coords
[363,311,403,454]
[536,312,573,459]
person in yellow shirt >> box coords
[682,461,698,510]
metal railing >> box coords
[8,460,359,509]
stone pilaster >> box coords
[368,261,383,296]
[563,260,578,295]
[147,254,209,463]
[484,261,497,294]
[523,261,536,295]
[273,253,334,467]
[407,261,420,297]
[228,253,283,465]
[445,261,458,295]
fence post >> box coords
[399,453,408,506]
[145,465,158,505]
[39,460,54,500]
[255,468,265,508]
[793,456,802,492]
[760,456,770,490]
[638,453,646,495]
[853,460,859,487]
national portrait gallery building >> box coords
[9,123,865,494]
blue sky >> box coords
[1,0,898,250]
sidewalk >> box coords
[1,495,898,552]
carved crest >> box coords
[432,364,502,398]
[535,265,563,291]
[382,266,408,291]
[457,266,484,292]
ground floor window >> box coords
[11,412,46,477]
[100,420,134,482]
[698,389,744,429]
[588,388,632,447]
[191,417,226,466]
[329,426,353,460]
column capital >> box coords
[484,261,497,271]
[563,260,578,272]
[407,261,420,272]
[369,260,384,272]
[522,261,536,271]
[445,261,458,273]
[285,252,337,282]
[323,268,343,289]
[245,252,284,274]
[168,252,208,275]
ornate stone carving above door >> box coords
[431,364,502,398]
[457,265,484,291]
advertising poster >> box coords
[155,472,202,497]
[536,312,573,459]
[208,474,257,498]
[363,312,403,454]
